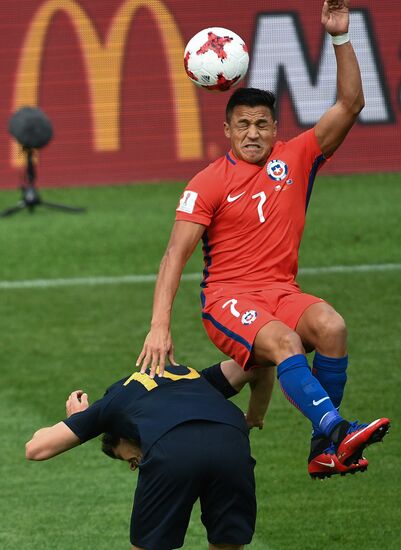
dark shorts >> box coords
[130,420,256,550]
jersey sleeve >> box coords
[287,128,327,170]
[175,164,223,227]
[200,363,239,398]
[63,398,106,443]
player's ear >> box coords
[223,121,231,138]
[273,120,277,137]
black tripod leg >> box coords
[0,202,27,218]
[40,201,86,213]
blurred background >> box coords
[0,0,399,188]
[0,1,400,549]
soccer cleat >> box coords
[309,444,368,479]
[336,418,390,465]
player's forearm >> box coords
[246,367,275,429]
[334,41,364,116]
[150,249,186,328]
[26,427,58,460]
[26,422,80,460]
[149,220,204,334]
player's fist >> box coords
[66,390,89,417]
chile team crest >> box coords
[241,310,257,325]
[267,159,288,181]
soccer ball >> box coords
[184,27,249,92]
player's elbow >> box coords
[25,436,50,461]
[25,441,40,460]
[349,90,365,117]
[340,90,365,118]
[164,242,190,267]
[354,92,365,115]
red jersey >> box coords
[175,129,326,295]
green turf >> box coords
[0,173,400,549]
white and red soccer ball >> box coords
[184,27,249,92]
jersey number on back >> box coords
[123,367,200,391]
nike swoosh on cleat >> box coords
[315,459,335,467]
[346,419,382,444]
[227,192,245,203]
[312,396,330,406]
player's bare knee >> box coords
[253,322,302,365]
[277,330,304,359]
[316,310,347,346]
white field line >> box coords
[0,263,400,290]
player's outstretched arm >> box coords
[314,0,365,157]
[25,422,80,460]
[136,220,205,378]
[25,390,88,460]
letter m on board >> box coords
[248,10,393,125]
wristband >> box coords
[331,32,350,46]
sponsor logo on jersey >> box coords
[267,159,288,181]
[227,191,246,203]
[241,310,258,325]
[177,190,198,213]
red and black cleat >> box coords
[309,448,368,480]
[336,418,391,466]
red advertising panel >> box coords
[0,0,399,188]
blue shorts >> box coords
[130,420,256,549]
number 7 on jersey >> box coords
[251,191,267,223]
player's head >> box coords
[102,433,142,471]
[225,88,276,122]
[224,88,277,166]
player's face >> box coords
[224,105,277,166]
[113,439,142,471]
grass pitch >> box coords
[0,173,400,549]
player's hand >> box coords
[66,390,89,417]
[136,327,178,379]
[321,0,349,36]
[245,413,264,430]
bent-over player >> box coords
[26,363,257,550]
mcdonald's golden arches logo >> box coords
[13,0,203,165]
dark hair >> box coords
[101,432,120,459]
[101,433,141,460]
[226,87,276,122]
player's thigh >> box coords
[274,289,324,331]
[131,426,204,550]
[199,424,256,546]
[202,292,277,368]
